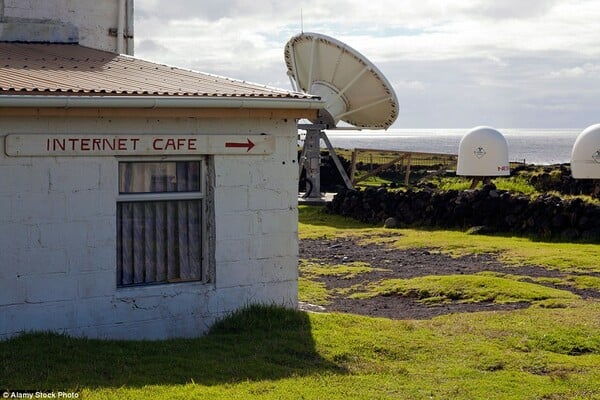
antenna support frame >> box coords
[298,122,353,201]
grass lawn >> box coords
[299,206,600,274]
[1,206,599,399]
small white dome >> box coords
[570,124,600,179]
[457,126,510,177]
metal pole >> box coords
[321,132,353,189]
[303,128,322,198]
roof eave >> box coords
[0,94,325,110]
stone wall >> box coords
[327,184,600,242]
[524,164,599,196]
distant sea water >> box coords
[321,128,581,165]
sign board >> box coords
[4,134,275,157]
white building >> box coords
[0,1,322,339]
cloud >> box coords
[135,39,168,55]
[524,103,580,112]
[395,80,426,91]
[548,63,600,79]
[136,0,297,21]
[459,0,560,19]
[133,0,600,128]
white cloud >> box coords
[549,63,600,79]
[458,0,560,19]
[133,0,600,128]
[395,80,426,91]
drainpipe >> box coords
[117,0,125,54]
[126,0,134,56]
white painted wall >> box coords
[0,0,132,54]
[0,115,299,340]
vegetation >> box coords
[436,176,537,194]
[1,206,599,399]
[321,148,600,207]
[350,274,579,304]
[299,206,600,273]
[352,173,395,188]
[298,276,330,305]
[2,303,599,399]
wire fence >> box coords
[349,148,526,185]
[352,149,457,170]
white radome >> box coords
[457,126,510,177]
[570,124,600,179]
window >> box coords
[116,160,206,287]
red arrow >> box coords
[225,138,255,152]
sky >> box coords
[134,0,600,129]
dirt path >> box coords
[299,236,600,319]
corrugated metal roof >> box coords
[0,42,315,99]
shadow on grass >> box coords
[0,305,346,389]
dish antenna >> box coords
[285,32,399,200]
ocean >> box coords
[321,128,582,165]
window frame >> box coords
[115,156,210,288]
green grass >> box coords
[298,205,382,239]
[353,174,395,188]
[299,260,388,306]
[435,176,536,194]
[300,260,385,279]
[2,206,600,399]
[299,206,600,274]
[389,229,600,274]
[2,304,600,399]
[350,275,579,305]
[298,277,330,305]
[565,275,600,291]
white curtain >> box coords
[117,162,202,286]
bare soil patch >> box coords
[299,236,600,319]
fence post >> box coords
[404,154,412,186]
[350,149,358,185]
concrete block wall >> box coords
[0,115,299,340]
[1,0,129,53]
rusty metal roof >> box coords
[0,42,315,99]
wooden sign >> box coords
[4,134,275,156]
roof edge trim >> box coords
[0,95,325,110]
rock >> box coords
[581,229,600,242]
[384,217,399,228]
[560,228,580,242]
[298,301,326,313]
[326,183,600,243]
[466,226,494,235]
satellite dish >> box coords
[570,124,600,179]
[285,32,399,201]
[285,32,398,129]
[457,126,510,177]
